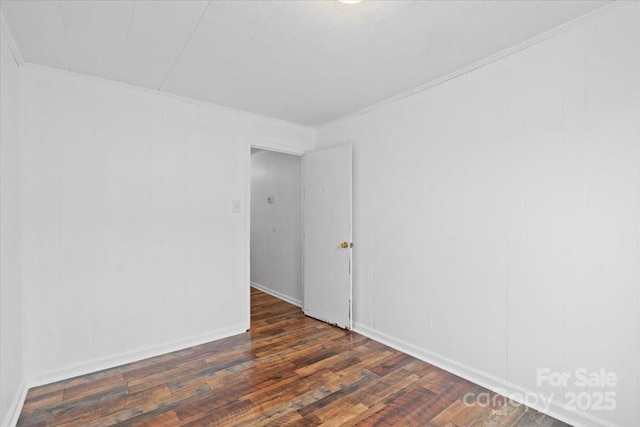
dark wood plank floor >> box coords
[18,288,568,426]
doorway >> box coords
[245,143,353,331]
[249,148,304,320]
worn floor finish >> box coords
[18,288,568,426]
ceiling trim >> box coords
[1,10,24,66]
[317,0,627,130]
[247,137,308,156]
[20,62,314,132]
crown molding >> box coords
[0,10,24,66]
[21,62,315,133]
[317,1,629,130]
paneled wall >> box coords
[0,15,24,427]
[19,65,314,382]
[316,4,640,426]
[250,150,302,305]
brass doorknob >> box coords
[340,242,350,249]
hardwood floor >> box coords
[18,288,568,426]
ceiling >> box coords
[1,0,611,126]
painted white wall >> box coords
[0,14,24,427]
[19,64,314,383]
[316,4,640,426]
[250,150,302,306]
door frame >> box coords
[243,137,307,330]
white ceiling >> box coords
[1,0,611,126]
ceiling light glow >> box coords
[338,0,363,4]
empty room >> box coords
[0,0,639,426]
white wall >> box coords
[250,149,302,306]
[316,4,640,426]
[0,14,24,427]
[19,64,314,383]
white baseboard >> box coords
[353,322,616,427]
[26,325,246,390]
[250,282,302,307]
[1,379,27,427]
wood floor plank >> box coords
[19,390,64,413]
[17,288,570,426]
[119,384,213,426]
[50,384,171,427]
[235,387,332,426]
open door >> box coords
[303,144,352,330]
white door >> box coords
[303,144,352,330]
